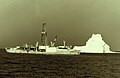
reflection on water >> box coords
[1,49,120,78]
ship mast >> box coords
[41,22,47,46]
[51,35,57,47]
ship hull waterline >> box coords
[5,48,80,55]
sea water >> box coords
[0,49,120,78]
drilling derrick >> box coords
[41,22,47,46]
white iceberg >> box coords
[74,34,112,53]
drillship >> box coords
[5,23,80,55]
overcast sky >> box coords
[0,0,120,50]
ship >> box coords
[5,23,80,55]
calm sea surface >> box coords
[1,49,120,78]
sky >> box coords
[0,0,120,51]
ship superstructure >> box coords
[5,23,80,55]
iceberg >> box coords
[74,34,112,53]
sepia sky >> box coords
[0,0,120,51]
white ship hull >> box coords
[5,48,80,55]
